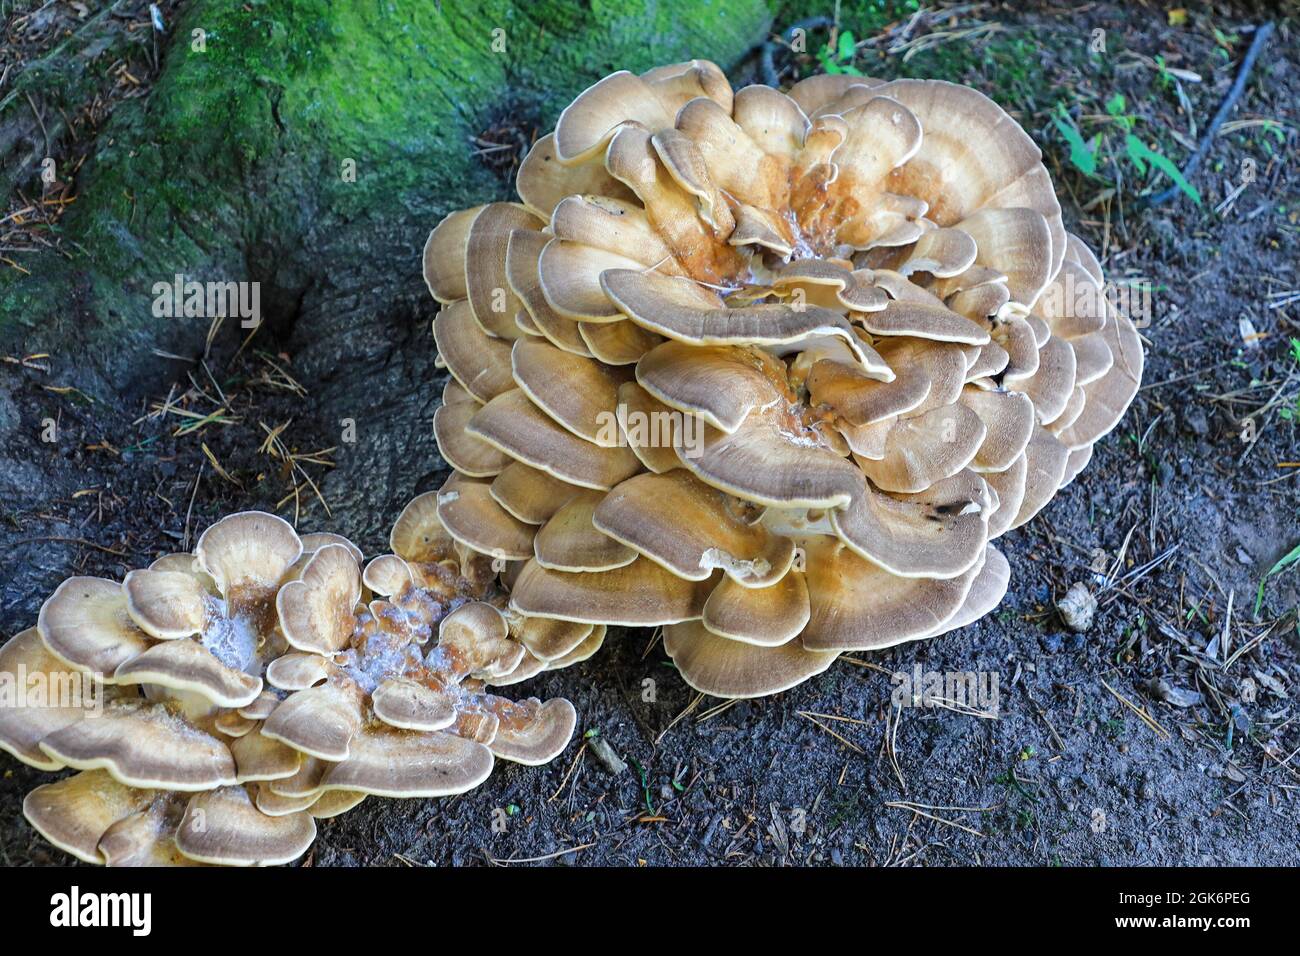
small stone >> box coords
[1182,406,1210,437]
[587,736,627,775]
[1056,582,1097,633]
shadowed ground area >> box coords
[1,0,1297,866]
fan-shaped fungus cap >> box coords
[420,60,1140,701]
[0,629,99,770]
[175,785,316,866]
[7,502,579,865]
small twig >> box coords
[485,842,595,865]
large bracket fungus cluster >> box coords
[425,62,1143,698]
[1,505,578,865]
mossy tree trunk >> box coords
[1,0,820,580]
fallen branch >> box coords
[1140,21,1275,208]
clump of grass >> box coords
[1051,93,1201,204]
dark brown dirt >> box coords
[1,1,1297,867]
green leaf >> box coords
[817,43,842,74]
[1051,106,1098,176]
[838,30,856,62]
[1105,93,1126,116]
[1125,134,1202,204]
[1255,542,1300,615]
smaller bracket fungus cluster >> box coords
[424,62,1143,698]
[1,504,579,865]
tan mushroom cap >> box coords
[593,470,795,586]
[505,228,593,356]
[230,727,302,782]
[38,699,237,791]
[506,612,594,662]
[97,796,204,866]
[436,472,537,561]
[800,536,980,651]
[616,381,692,473]
[176,785,316,866]
[465,202,545,340]
[538,239,648,322]
[543,625,607,670]
[254,784,319,816]
[267,755,328,798]
[194,511,302,604]
[37,576,150,676]
[861,299,991,345]
[23,769,157,863]
[276,544,362,655]
[510,557,715,626]
[663,620,838,699]
[960,386,1036,471]
[261,680,363,761]
[602,269,885,368]
[0,628,95,769]
[515,132,633,218]
[265,651,332,691]
[148,552,219,593]
[316,724,495,798]
[468,388,642,490]
[484,647,549,686]
[490,461,580,525]
[371,677,457,732]
[299,532,365,564]
[682,405,864,510]
[578,315,664,365]
[113,638,262,709]
[390,490,457,563]
[511,337,630,445]
[831,469,992,578]
[1060,443,1094,489]
[985,453,1029,540]
[851,402,988,494]
[701,571,810,646]
[1009,426,1070,529]
[308,789,367,819]
[122,568,208,639]
[1054,301,1144,450]
[423,205,482,303]
[874,78,1065,278]
[921,545,1011,638]
[434,298,517,402]
[635,340,790,433]
[434,400,511,476]
[239,690,281,721]
[533,490,637,572]
[216,710,256,737]
[489,698,577,765]
[957,207,1054,306]
[433,602,523,679]
[554,70,677,165]
[361,553,415,597]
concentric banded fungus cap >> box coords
[424,60,1142,699]
[4,505,579,865]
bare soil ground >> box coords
[1,1,1297,866]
